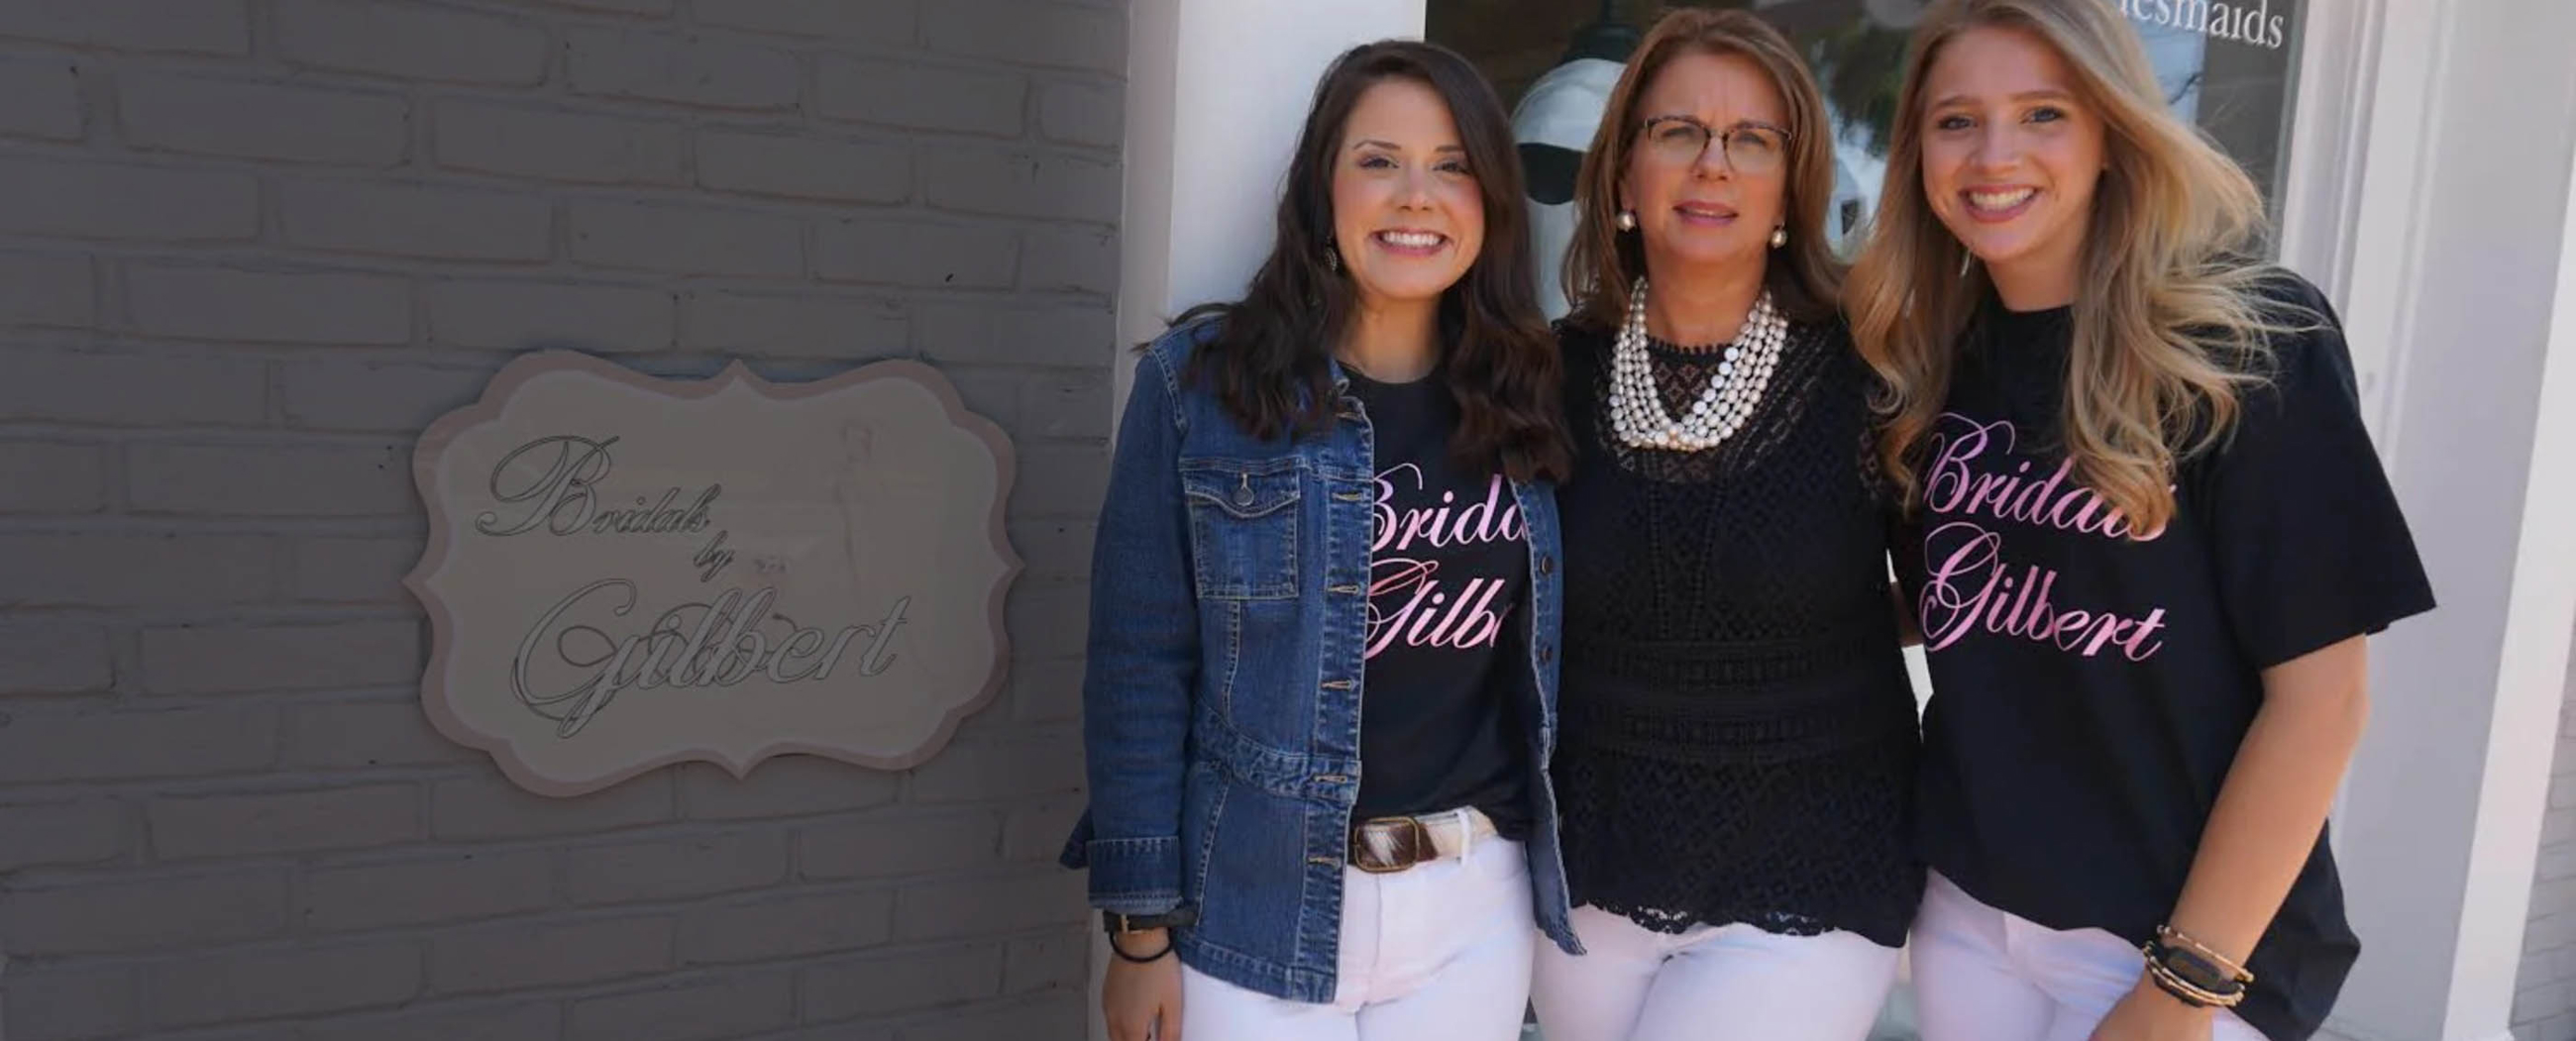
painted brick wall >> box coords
[2516,619,2576,1041]
[0,1,1121,1038]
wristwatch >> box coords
[1102,905,1199,935]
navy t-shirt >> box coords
[1894,273,2436,1040]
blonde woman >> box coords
[1849,2,2434,1039]
[1529,10,1923,1041]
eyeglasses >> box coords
[1638,115,1791,174]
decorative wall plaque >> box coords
[406,352,1020,795]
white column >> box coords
[1093,5,1431,1038]
[1112,0,1427,407]
[2306,1,2576,1039]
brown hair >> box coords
[1174,39,1573,483]
[1560,7,1846,331]
[1847,0,2302,534]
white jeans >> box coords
[1531,903,1901,1041]
[1913,872,2265,1041]
[1179,835,1536,1040]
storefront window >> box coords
[1432,0,2307,315]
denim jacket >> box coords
[1058,317,1581,1002]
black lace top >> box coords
[1553,317,1923,946]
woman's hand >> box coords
[2088,976,2215,1041]
[1103,928,1183,1041]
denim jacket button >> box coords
[1233,479,1254,508]
[1539,646,1556,665]
[1538,555,1556,575]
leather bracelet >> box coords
[2146,959,2243,1009]
[1102,905,1198,935]
[1109,932,1176,964]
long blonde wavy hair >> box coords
[1849,0,2304,534]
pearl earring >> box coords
[1325,242,1340,272]
[1616,209,1638,232]
[1770,226,1787,249]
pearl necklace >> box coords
[1608,278,1789,452]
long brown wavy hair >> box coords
[1174,40,1573,483]
[1561,7,1846,331]
[1849,0,2306,533]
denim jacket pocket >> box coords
[1179,458,1302,600]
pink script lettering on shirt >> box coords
[1915,413,2172,662]
[1365,465,1525,659]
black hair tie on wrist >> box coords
[1111,934,1176,964]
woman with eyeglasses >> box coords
[1527,9,1923,1041]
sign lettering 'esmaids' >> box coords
[407,353,1020,796]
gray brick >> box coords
[1006,582,1089,660]
[800,945,998,1022]
[802,809,1000,880]
[1001,798,1082,862]
[676,758,901,820]
[148,783,418,860]
[1004,929,1087,994]
[907,728,1084,803]
[698,128,910,203]
[432,772,674,840]
[1021,225,1117,296]
[922,147,1120,224]
[923,0,1121,72]
[128,263,410,345]
[120,72,407,165]
[941,368,1021,429]
[0,965,136,1041]
[147,939,420,1027]
[128,440,416,518]
[563,830,789,906]
[432,915,674,994]
[567,973,796,1041]
[0,621,108,692]
[1005,519,1094,580]
[1010,444,1110,518]
[570,201,803,277]
[303,850,561,932]
[0,706,276,783]
[283,360,494,432]
[2542,840,2576,883]
[0,0,250,55]
[568,28,798,110]
[677,887,893,964]
[1037,81,1121,149]
[291,537,426,605]
[539,0,673,12]
[0,348,265,426]
[278,0,548,85]
[0,532,271,608]
[0,867,286,956]
[139,618,419,695]
[434,100,687,185]
[741,1028,894,1041]
[682,290,907,358]
[0,252,91,326]
[2529,910,2576,953]
[894,871,1084,941]
[0,54,82,141]
[818,219,1017,289]
[896,995,1084,1041]
[1023,366,1113,439]
[816,57,1022,138]
[0,156,256,241]
[1008,661,1084,724]
[0,799,126,872]
[300,849,555,932]
[696,0,915,41]
[428,278,675,352]
[279,179,554,261]
[917,300,1113,364]
[296,1003,561,1041]
[2556,773,2576,810]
